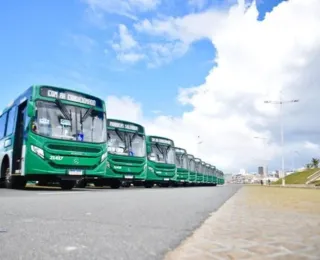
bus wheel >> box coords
[110,180,121,189]
[60,180,75,190]
[144,181,153,188]
[75,179,87,188]
[5,168,26,189]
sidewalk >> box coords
[164,186,320,260]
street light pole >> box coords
[264,92,299,186]
[254,136,268,182]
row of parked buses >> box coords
[0,85,224,190]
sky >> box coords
[1,0,319,174]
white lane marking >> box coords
[37,191,86,195]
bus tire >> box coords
[143,181,153,188]
[75,179,87,188]
[110,180,121,189]
[2,163,26,189]
[60,180,75,190]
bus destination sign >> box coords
[108,121,139,131]
[175,148,186,154]
[151,137,172,145]
[40,87,101,107]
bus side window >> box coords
[6,106,17,136]
[0,113,7,140]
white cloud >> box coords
[106,0,320,172]
[111,24,145,63]
[110,24,190,66]
[83,0,161,20]
[106,96,144,123]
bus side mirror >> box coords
[27,102,36,117]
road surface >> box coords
[0,185,241,260]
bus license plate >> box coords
[164,178,169,181]
[69,170,83,175]
[124,175,133,179]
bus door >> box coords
[12,100,27,174]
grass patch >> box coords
[244,186,320,214]
[272,168,320,185]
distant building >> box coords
[258,166,263,177]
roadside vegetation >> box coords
[273,158,320,185]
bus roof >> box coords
[174,147,187,153]
[187,154,195,159]
[107,118,145,133]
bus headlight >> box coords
[101,151,108,162]
[31,145,44,159]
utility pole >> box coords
[264,92,299,186]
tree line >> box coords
[306,158,319,169]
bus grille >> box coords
[47,144,101,153]
[48,162,96,170]
[112,157,145,164]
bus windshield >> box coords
[175,152,188,169]
[149,143,175,164]
[33,100,106,143]
[188,159,195,172]
[107,130,146,157]
[195,161,202,172]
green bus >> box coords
[103,119,147,189]
[0,85,107,190]
[187,154,196,185]
[206,163,212,186]
[194,158,202,186]
[211,165,217,186]
[216,169,223,185]
[145,135,176,188]
[203,162,209,185]
[174,147,188,186]
[201,161,206,186]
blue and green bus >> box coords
[0,85,107,190]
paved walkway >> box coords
[164,186,320,260]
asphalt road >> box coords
[0,185,241,260]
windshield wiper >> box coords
[128,132,137,147]
[80,107,93,124]
[55,99,71,121]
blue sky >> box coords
[0,0,285,118]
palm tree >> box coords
[311,158,319,168]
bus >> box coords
[187,154,196,185]
[145,135,176,188]
[216,169,223,185]
[174,147,188,186]
[0,85,107,190]
[211,165,217,186]
[103,119,147,189]
[206,163,212,186]
[194,158,202,186]
[201,161,206,186]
